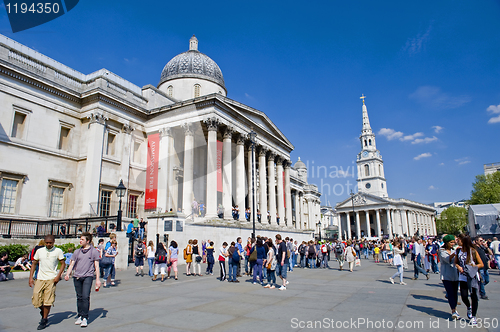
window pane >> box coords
[50,187,64,217]
[0,179,18,214]
[127,195,138,218]
[99,191,111,217]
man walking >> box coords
[236,237,244,277]
[28,235,66,330]
[335,240,345,271]
[134,240,145,277]
[411,237,429,280]
[475,237,492,299]
[490,237,500,274]
[275,234,288,290]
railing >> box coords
[0,216,117,238]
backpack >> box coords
[299,245,305,255]
[355,244,360,251]
[359,243,363,249]
[335,244,343,254]
[135,244,144,257]
[308,245,315,257]
[232,248,240,264]
[321,245,327,253]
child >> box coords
[64,247,74,271]
[374,245,380,263]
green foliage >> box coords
[436,206,468,235]
[468,172,500,205]
[55,242,80,253]
[0,244,30,261]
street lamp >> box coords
[317,220,322,242]
[248,128,257,239]
[115,179,127,231]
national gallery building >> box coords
[0,34,321,233]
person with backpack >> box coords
[153,242,168,282]
[251,237,266,284]
[320,242,329,268]
[307,240,316,269]
[335,240,345,270]
[134,240,145,277]
[205,241,215,276]
[227,242,239,282]
[298,241,306,268]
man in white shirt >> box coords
[411,238,429,280]
[490,237,500,274]
[29,235,65,330]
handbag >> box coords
[100,255,113,266]
[249,248,257,262]
[355,258,361,267]
[195,255,202,263]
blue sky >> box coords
[1,1,499,206]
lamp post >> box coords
[248,128,257,239]
[317,220,322,242]
[115,179,127,231]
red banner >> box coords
[217,140,223,192]
[145,133,159,210]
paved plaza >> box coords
[1,258,499,332]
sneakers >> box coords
[264,284,271,288]
[135,273,139,276]
[269,285,275,289]
[37,318,48,330]
[286,280,289,285]
[467,307,472,320]
[279,285,286,291]
[80,318,88,328]
[389,277,395,284]
[411,277,418,280]
[480,295,489,300]
[75,317,82,325]
[400,282,407,285]
[451,311,461,320]
[426,274,430,280]
[470,317,477,326]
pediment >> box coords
[335,192,391,210]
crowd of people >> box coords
[2,228,497,330]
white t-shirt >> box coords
[147,246,155,258]
[34,247,64,280]
[490,240,500,255]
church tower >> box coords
[356,95,388,197]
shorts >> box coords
[135,256,144,266]
[32,279,56,308]
[276,262,288,279]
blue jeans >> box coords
[245,256,249,273]
[148,258,154,276]
[308,258,316,269]
[292,252,297,267]
[300,255,306,268]
[391,265,404,283]
[413,255,428,278]
[229,262,238,281]
[363,248,368,259]
[267,269,276,285]
[321,255,329,268]
[139,228,145,240]
[103,264,113,280]
[253,259,263,283]
[382,251,388,261]
[288,255,293,271]
[262,265,267,279]
[495,254,500,271]
[73,276,93,319]
[479,269,489,297]
[431,255,439,273]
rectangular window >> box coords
[49,187,64,217]
[99,190,112,217]
[106,133,116,156]
[127,194,138,218]
[11,112,26,138]
[58,127,70,150]
[0,179,18,214]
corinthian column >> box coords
[247,145,253,221]
[355,211,361,239]
[365,210,371,237]
[158,127,172,213]
[276,157,285,225]
[258,147,267,222]
[284,161,292,227]
[235,134,246,222]
[268,152,277,225]
[182,123,194,215]
[222,128,233,219]
[205,117,219,218]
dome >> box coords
[294,157,306,169]
[158,35,225,90]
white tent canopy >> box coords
[468,203,500,237]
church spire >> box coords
[360,94,372,134]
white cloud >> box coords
[402,24,433,56]
[439,163,444,166]
[401,132,424,141]
[429,185,437,190]
[409,86,471,109]
[454,157,471,165]
[411,136,438,144]
[378,128,403,140]
[414,153,432,160]
[244,93,255,100]
[487,104,500,124]
[338,170,351,178]
[432,125,443,133]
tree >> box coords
[436,206,467,235]
[468,172,500,205]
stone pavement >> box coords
[1,258,499,332]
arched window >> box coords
[194,84,201,97]
[364,140,367,147]
[369,139,372,146]
[364,164,369,176]
[167,85,173,97]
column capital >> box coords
[182,122,194,136]
[121,124,134,134]
[223,127,233,139]
[258,146,267,156]
[204,117,220,132]
[276,156,283,166]
[283,160,292,168]
[236,133,246,145]
[88,112,107,126]
[159,127,173,138]
[267,151,276,160]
